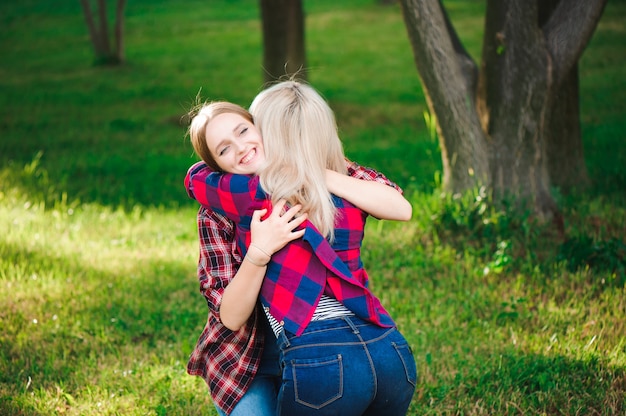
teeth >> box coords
[241,149,255,164]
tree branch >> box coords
[97,0,111,55]
[80,0,103,56]
[438,0,478,98]
[543,0,607,86]
[399,0,490,190]
[115,0,127,63]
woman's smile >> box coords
[240,148,257,165]
[204,112,265,174]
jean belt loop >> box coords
[278,327,291,348]
[344,316,360,334]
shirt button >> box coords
[279,321,284,326]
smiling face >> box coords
[205,112,266,175]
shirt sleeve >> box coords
[196,206,241,321]
[185,162,267,228]
[345,158,403,193]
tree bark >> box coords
[400,0,606,220]
[114,0,127,64]
[285,0,306,79]
[543,0,607,86]
[97,0,111,57]
[399,0,489,192]
[80,0,105,57]
[478,0,557,218]
[540,0,607,191]
[259,0,307,82]
[544,64,589,191]
[439,1,478,101]
[80,0,127,65]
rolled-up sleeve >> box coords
[345,159,402,193]
[186,163,266,228]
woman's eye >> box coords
[239,127,248,135]
[218,146,229,156]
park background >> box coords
[1,0,624,414]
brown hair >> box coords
[187,101,254,172]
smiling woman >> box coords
[185,98,310,416]
[204,113,265,173]
[188,102,265,174]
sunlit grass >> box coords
[1,0,625,414]
[0,184,211,415]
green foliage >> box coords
[429,186,539,265]
[431,186,498,242]
[557,235,626,286]
[1,0,625,415]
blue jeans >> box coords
[276,316,417,416]
[216,319,281,416]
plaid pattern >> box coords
[186,162,397,336]
[184,160,401,413]
[185,207,265,415]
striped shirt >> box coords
[265,295,354,337]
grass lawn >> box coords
[1,0,624,414]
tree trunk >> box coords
[80,0,127,66]
[478,0,557,218]
[399,0,489,192]
[97,0,111,57]
[399,0,606,220]
[539,0,587,192]
[114,0,127,64]
[544,64,589,191]
[80,0,106,58]
[259,0,307,82]
[439,1,477,100]
[285,0,306,79]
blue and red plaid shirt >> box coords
[185,160,401,414]
[185,162,397,337]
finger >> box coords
[292,229,306,239]
[282,204,303,221]
[289,213,308,228]
[271,200,288,217]
[252,208,267,222]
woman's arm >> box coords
[219,200,307,331]
[186,161,264,226]
[188,163,307,330]
[345,159,402,191]
[326,169,412,221]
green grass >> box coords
[1,0,625,415]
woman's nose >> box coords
[234,142,246,154]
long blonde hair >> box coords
[249,81,347,240]
[187,101,253,172]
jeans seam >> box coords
[354,329,377,404]
[282,327,396,354]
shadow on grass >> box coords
[0,143,196,212]
[417,350,626,415]
[0,239,208,410]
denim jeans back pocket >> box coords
[289,354,343,409]
[393,342,418,386]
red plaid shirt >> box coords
[185,160,401,414]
